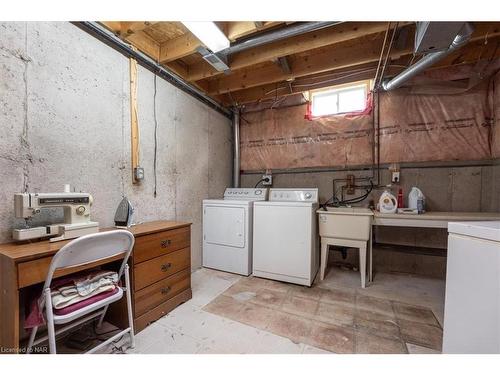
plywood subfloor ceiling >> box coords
[100,21,500,108]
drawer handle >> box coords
[161,286,171,295]
[161,263,172,272]
[161,239,172,248]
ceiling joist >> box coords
[206,36,411,95]
[219,36,500,105]
[187,22,403,82]
[98,21,500,107]
[225,21,283,41]
[205,22,500,96]
[159,33,202,63]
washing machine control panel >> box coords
[269,189,319,203]
[224,188,268,201]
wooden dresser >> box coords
[0,220,192,352]
[122,221,192,333]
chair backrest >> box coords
[42,230,135,291]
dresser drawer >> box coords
[134,268,190,317]
[134,247,190,291]
[133,226,190,264]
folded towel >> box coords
[24,269,119,330]
[53,288,120,316]
[51,284,117,309]
[74,270,118,297]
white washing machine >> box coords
[253,188,319,286]
[202,188,268,275]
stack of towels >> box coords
[26,270,119,329]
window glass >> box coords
[311,82,368,117]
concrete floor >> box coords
[125,267,445,354]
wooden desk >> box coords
[0,220,192,353]
[369,212,500,282]
[373,211,500,228]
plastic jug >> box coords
[408,187,424,210]
[379,190,398,213]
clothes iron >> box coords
[114,197,134,228]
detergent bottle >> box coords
[408,187,425,211]
[379,190,398,213]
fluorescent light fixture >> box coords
[182,22,230,53]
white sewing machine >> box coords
[13,185,99,242]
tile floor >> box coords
[204,277,442,353]
[123,266,445,354]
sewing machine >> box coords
[13,185,99,242]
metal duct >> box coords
[233,108,241,188]
[381,22,475,91]
[219,21,341,56]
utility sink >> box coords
[317,207,373,241]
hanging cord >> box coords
[373,22,392,90]
[377,22,399,89]
[153,72,158,197]
[254,178,267,188]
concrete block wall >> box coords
[241,164,500,214]
[0,22,232,270]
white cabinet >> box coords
[443,221,500,354]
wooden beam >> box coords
[225,21,283,41]
[207,35,408,95]
[206,22,500,96]
[187,22,402,82]
[99,22,160,61]
[218,62,383,105]
[100,21,122,33]
[121,21,158,35]
[218,34,500,105]
[100,21,157,35]
[159,32,202,63]
[165,61,189,78]
[127,31,161,61]
[129,57,140,184]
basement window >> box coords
[310,81,370,117]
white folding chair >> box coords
[26,230,135,354]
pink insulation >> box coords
[492,71,500,158]
[240,73,498,171]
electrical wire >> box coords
[254,178,267,188]
[373,22,392,90]
[153,72,158,198]
[377,22,399,89]
[321,180,374,209]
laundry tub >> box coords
[318,207,373,241]
[317,207,374,287]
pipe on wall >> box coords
[233,108,241,187]
[381,22,475,91]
